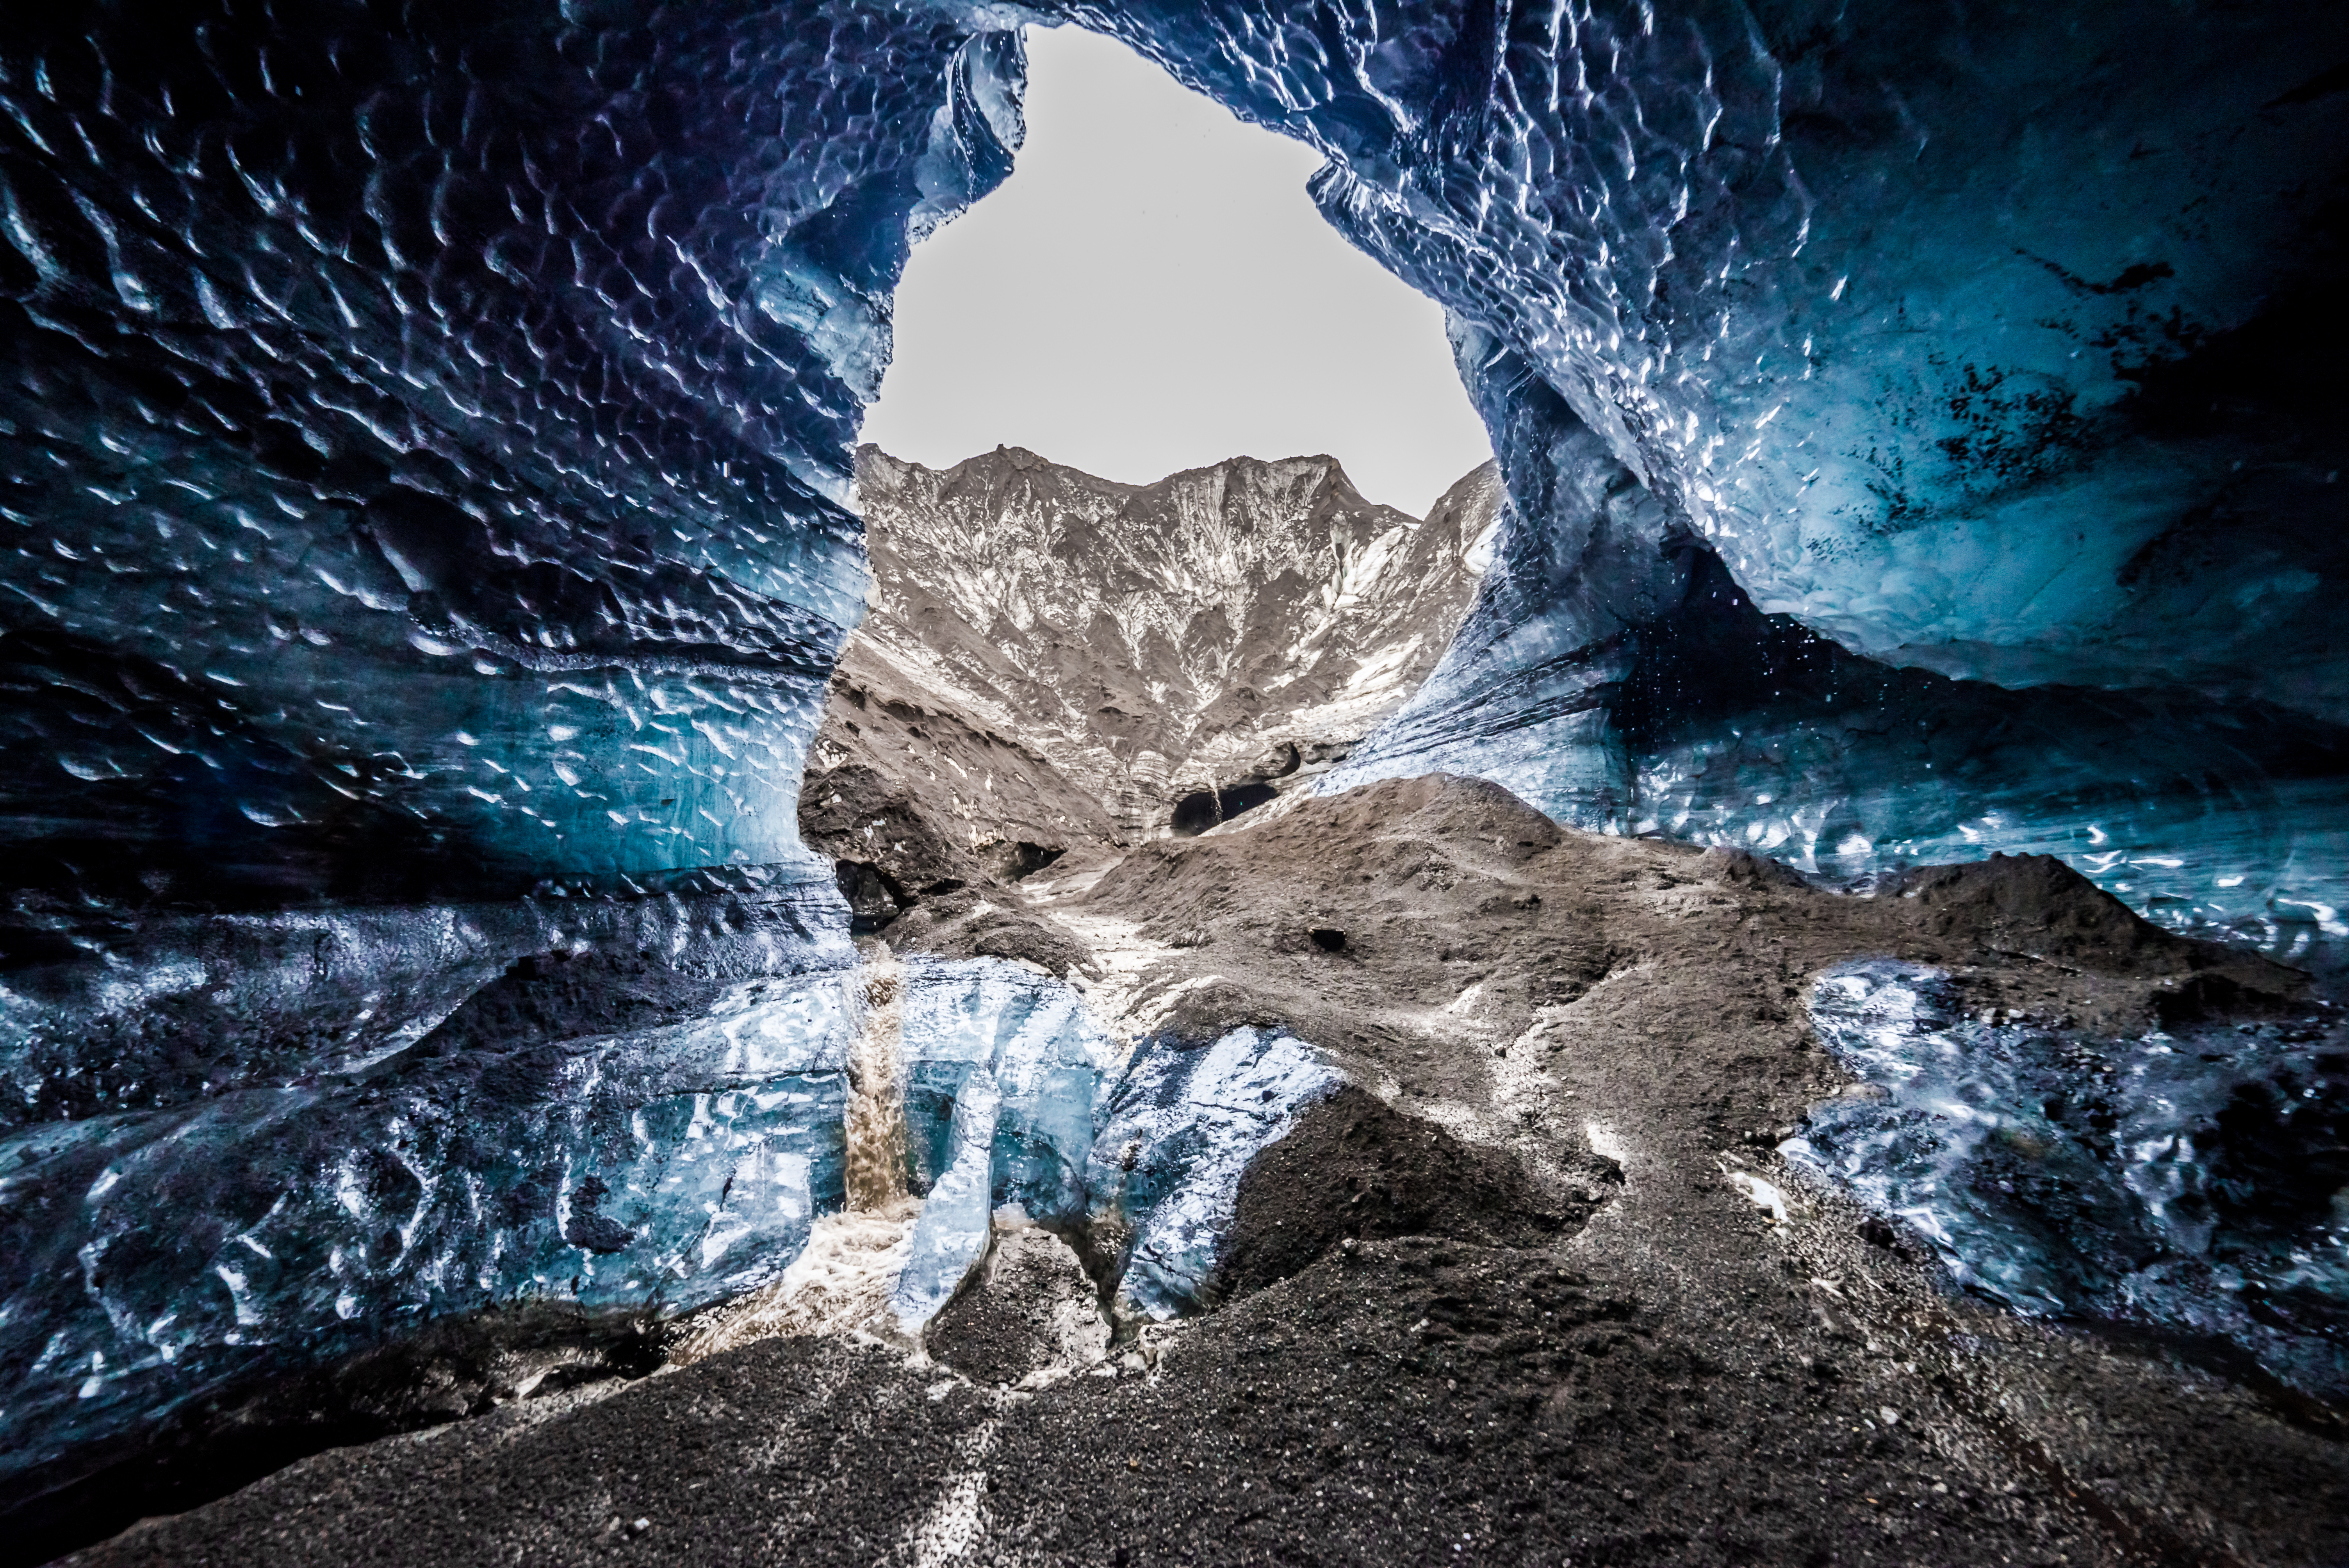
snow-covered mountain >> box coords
[798,445,1498,910]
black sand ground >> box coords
[55,777,2349,1567]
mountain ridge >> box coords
[797,444,1500,924]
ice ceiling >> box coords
[0,0,2343,1505]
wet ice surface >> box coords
[1791,960,2349,1396]
[1,938,1347,1488]
[0,3,1027,1495]
[888,962,1338,1333]
[1086,1026,1340,1321]
[0,896,860,1489]
[0,8,1027,903]
[1325,359,2349,973]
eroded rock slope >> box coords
[797,447,1499,925]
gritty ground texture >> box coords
[63,777,2347,1568]
[923,1223,1110,1388]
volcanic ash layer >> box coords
[68,776,2347,1568]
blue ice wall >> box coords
[0,0,1023,1504]
[1794,961,2347,1397]
[890,955,1117,1329]
[0,916,859,1497]
[0,3,1026,902]
[1328,323,2349,963]
[1078,0,2349,711]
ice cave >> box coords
[0,3,2344,1564]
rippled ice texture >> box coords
[0,903,858,1493]
[4,0,2347,1500]
[0,0,1023,1493]
[0,7,1026,902]
[1792,960,2349,1396]
[1147,0,2349,962]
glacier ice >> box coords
[891,1054,1003,1334]
[890,956,1117,1329]
[1329,326,2349,966]
[0,0,1027,1497]
[1791,960,2348,1396]
[1073,1,2349,966]
[1085,1026,1340,1321]
[887,965,1340,1333]
[2,934,1351,1488]
[0,5,1032,900]
[0,941,860,1492]
[898,957,1116,1229]
[0,0,2344,1509]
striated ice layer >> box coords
[0,935,861,1494]
[889,956,1117,1328]
[1086,1027,1339,1321]
[0,866,852,1134]
[1789,960,2349,1396]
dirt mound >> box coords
[406,948,733,1058]
[798,760,982,903]
[870,892,1096,979]
[1700,845,1814,890]
[1210,1088,1610,1302]
[1889,853,2306,994]
[923,1225,1109,1387]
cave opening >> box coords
[858,24,1490,516]
[4,3,2344,1555]
[1169,781,1281,837]
[1169,790,1220,836]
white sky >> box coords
[857,26,1494,519]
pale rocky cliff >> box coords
[799,445,1499,921]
